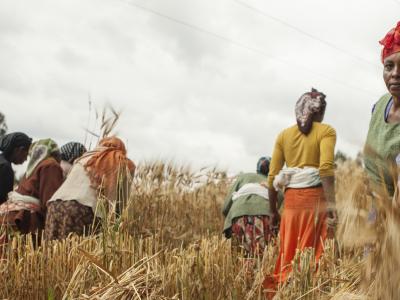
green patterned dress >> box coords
[364,94,400,196]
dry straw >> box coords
[0,160,376,300]
[1,107,398,299]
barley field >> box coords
[0,160,396,299]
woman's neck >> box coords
[393,95,400,109]
[388,96,400,124]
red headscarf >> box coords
[84,136,135,197]
[380,21,400,63]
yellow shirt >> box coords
[267,123,336,187]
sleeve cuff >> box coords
[319,169,335,177]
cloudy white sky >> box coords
[1,0,399,173]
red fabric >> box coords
[380,21,400,62]
[0,201,40,215]
[0,158,64,235]
[263,186,327,298]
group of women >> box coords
[222,21,400,296]
[1,19,399,297]
[0,135,135,241]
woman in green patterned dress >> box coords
[364,21,400,200]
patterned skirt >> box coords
[231,215,272,256]
[45,200,99,240]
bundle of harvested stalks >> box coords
[76,253,171,300]
[336,161,376,248]
[336,160,400,299]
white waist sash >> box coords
[232,183,269,201]
[273,167,321,191]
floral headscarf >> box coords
[295,88,326,135]
[380,21,400,63]
[26,139,59,178]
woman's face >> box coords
[51,151,62,163]
[383,52,400,99]
[10,146,29,164]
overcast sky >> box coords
[1,0,399,173]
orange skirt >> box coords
[264,186,328,292]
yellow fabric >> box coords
[267,123,336,188]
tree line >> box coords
[0,111,6,137]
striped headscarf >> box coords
[257,156,271,176]
[26,139,59,178]
[60,142,87,163]
[295,88,326,135]
[380,21,400,63]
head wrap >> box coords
[257,156,271,176]
[26,139,59,178]
[380,21,400,63]
[0,132,32,157]
[84,136,135,198]
[295,88,326,135]
[60,142,87,163]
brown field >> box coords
[0,160,397,299]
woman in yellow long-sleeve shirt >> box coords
[263,88,337,293]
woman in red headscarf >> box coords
[364,22,400,200]
[358,21,400,298]
[45,137,135,240]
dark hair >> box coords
[0,132,32,157]
[257,156,271,176]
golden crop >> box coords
[0,160,396,299]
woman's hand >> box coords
[326,209,338,239]
[260,181,269,188]
[328,209,338,222]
